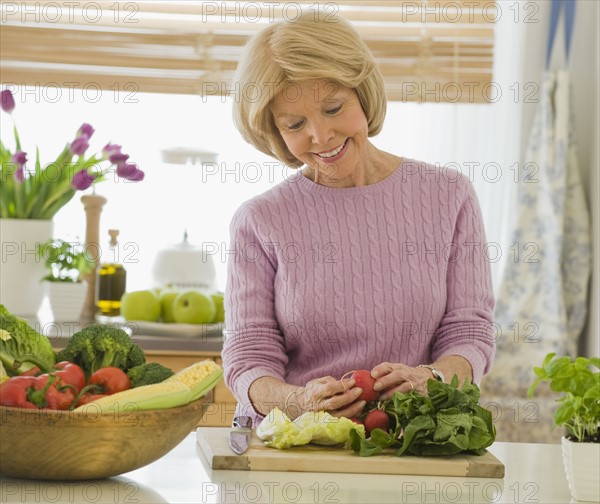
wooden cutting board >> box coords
[196,428,505,478]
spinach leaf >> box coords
[350,377,496,458]
[350,426,395,456]
[395,415,436,455]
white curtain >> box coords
[482,0,592,442]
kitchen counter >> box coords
[49,331,224,353]
[0,434,574,504]
[36,317,225,354]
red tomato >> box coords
[89,367,131,395]
[351,370,379,402]
[364,409,390,436]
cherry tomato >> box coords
[89,367,131,395]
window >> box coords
[3,0,515,293]
[2,1,496,103]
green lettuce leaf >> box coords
[256,408,365,449]
[256,408,312,449]
[0,304,56,375]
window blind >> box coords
[1,0,496,103]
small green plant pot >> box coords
[561,436,600,502]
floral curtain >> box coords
[481,0,592,443]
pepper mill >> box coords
[79,193,107,322]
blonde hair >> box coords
[232,11,387,168]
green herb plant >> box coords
[350,377,496,457]
[528,352,600,443]
[37,239,95,283]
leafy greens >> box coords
[0,304,56,375]
[528,352,600,442]
[350,376,496,457]
[257,408,365,449]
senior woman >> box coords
[222,12,495,425]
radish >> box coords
[364,409,390,436]
[350,369,379,402]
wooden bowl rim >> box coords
[0,396,206,418]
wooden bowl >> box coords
[0,398,206,480]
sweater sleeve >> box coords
[221,202,288,417]
[431,178,496,384]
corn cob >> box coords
[0,361,8,384]
[75,359,223,413]
[75,380,192,413]
[165,359,223,401]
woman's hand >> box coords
[370,362,434,399]
[287,376,365,419]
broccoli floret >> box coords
[93,326,132,370]
[0,304,56,375]
[56,328,97,373]
[126,342,146,370]
[58,324,145,378]
[127,362,174,387]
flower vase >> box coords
[0,218,54,318]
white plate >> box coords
[124,320,224,339]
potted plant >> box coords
[528,352,600,502]
[37,239,95,322]
[0,88,144,317]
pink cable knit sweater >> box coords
[222,158,495,422]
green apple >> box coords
[120,290,161,322]
[159,289,179,323]
[172,290,216,324]
[211,292,225,323]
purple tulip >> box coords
[110,152,130,165]
[127,168,145,181]
[116,162,145,181]
[11,151,27,182]
[11,151,28,167]
[101,143,122,160]
[71,169,95,190]
[1,90,15,114]
[77,123,95,139]
[70,136,90,156]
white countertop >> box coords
[1,433,575,504]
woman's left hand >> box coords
[370,362,434,399]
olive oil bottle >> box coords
[96,229,127,317]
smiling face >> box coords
[270,80,374,187]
